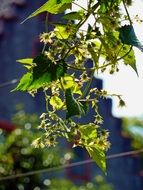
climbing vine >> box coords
[13,0,142,172]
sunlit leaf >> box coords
[50,96,64,110]
[60,75,82,95]
[14,54,67,91]
[23,0,72,23]
[54,24,76,39]
[78,124,97,140]
[71,83,82,95]
[78,123,106,172]
[28,72,52,90]
[17,58,33,65]
[60,75,75,89]
[86,145,106,173]
[17,58,34,70]
[12,72,32,91]
[119,45,138,75]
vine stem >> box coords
[79,44,102,99]
[67,63,94,71]
[76,1,100,29]
[122,0,132,25]
[79,94,123,102]
[117,46,132,61]
[98,46,132,70]
[44,90,49,113]
[72,2,88,11]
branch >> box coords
[122,0,132,25]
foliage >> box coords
[13,0,142,172]
[0,108,70,189]
[122,117,143,149]
[0,108,114,189]
[45,175,114,190]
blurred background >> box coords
[0,0,143,190]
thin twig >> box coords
[122,0,132,25]
[72,2,88,11]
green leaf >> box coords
[119,25,143,52]
[65,88,82,119]
[79,101,89,115]
[119,45,138,75]
[86,146,106,173]
[12,72,32,91]
[98,3,107,14]
[78,123,106,172]
[32,54,66,86]
[17,58,34,70]
[22,0,72,23]
[62,11,84,20]
[78,124,97,140]
[60,75,75,89]
[17,58,33,65]
[28,72,52,90]
[54,24,76,39]
[14,54,67,91]
[60,75,82,95]
[71,83,82,95]
[50,96,64,110]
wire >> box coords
[0,79,18,88]
[0,148,143,181]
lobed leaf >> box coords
[65,88,82,119]
[54,24,76,39]
[86,146,106,173]
[12,72,32,91]
[13,54,67,91]
[78,124,97,140]
[22,0,73,23]
[16,58,34,70]
[119,45,138,75]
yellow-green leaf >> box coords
[54,24,75,39]
[60,75,75,89]
[12,72,32,91]
[17,58,33,65]
[22,0,72,23]
[119,45,138,75]
[17,58,33,70]
[50,96,64,110]
[78,123,97,140]
[86,146,106,173]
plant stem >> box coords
[67,63,94,71]
[76,1,100,29]
[122,0,132,25]
[72,2,88,11]
[44,90,49,113]
[117,46,132,61]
